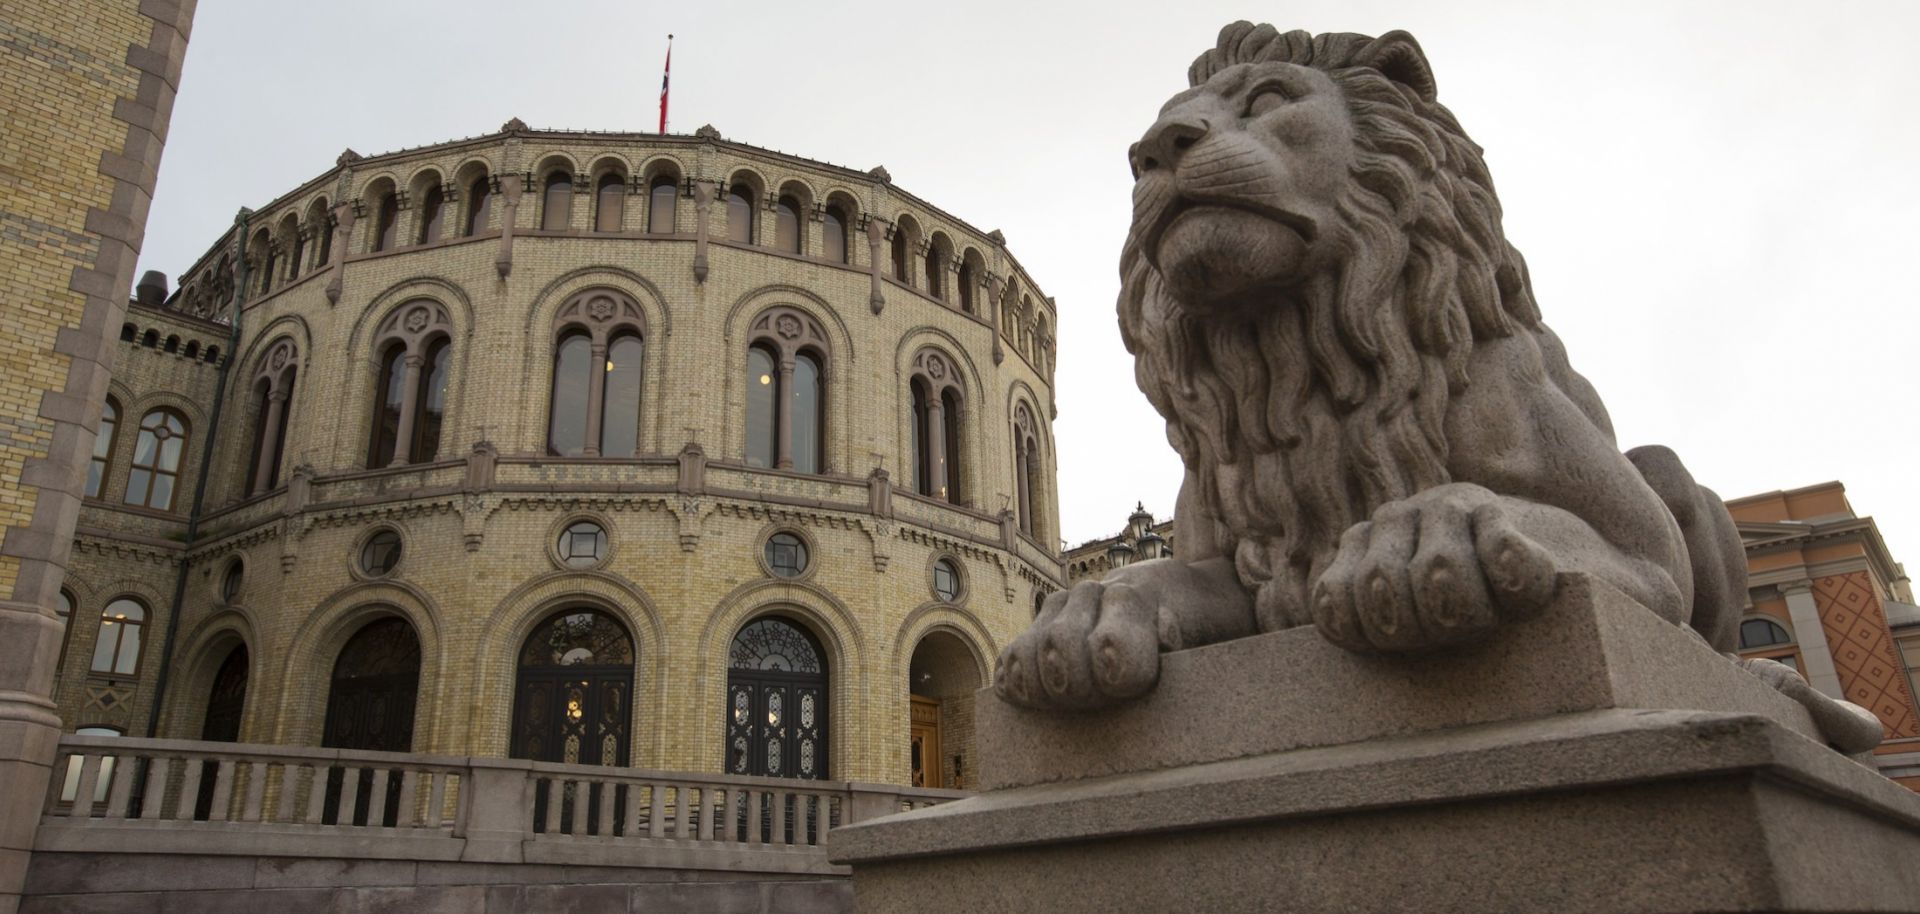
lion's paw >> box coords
[1311,484,1557,653]
[995,580,1166,711]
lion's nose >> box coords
[1132,115,1210,176]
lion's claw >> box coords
[995,578,1164,710]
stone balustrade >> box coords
[38,734,965,876]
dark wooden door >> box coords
[320,618,420,826]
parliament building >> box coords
[51,120,1064,791]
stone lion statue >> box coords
[994,22,1881,753]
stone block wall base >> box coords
[837,710,1920,913]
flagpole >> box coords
[659,34,673,134]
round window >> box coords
[558,521,608,569]
[933,558,961,602]
[765,532,809,578]
[220,560,243,602]
[360,530,402,576]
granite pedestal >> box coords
[831,576,1920,913]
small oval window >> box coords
[765,532,808,578]
[360,530,402,576]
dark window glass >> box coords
[267,368,294,489]
[558,521,608,569]
[360,530,402,576]
[911,380,931,496]
[890,230,908,282]
[958,264,974,312]
[775,196,801,253]
[765,533,808,578]
[316,217,333,265]
[260,243,277,295]
[601,334,643,458]
[91,598,145,675]
[221,560,244,603]
[125,410,186,510]
[412,339,449,461]
[465,177,492,235]
[934,559,960,602]
[745,346,777,468]
[542,170,572,231]
[86,398,117,498]
[595,172,624,232]
[942,388,963,503]
[727,184,753,243]
[368,344,406,468]
[244,379,271,494]
[1739,618,1792,650]
[792,352,822,475]
[649,176,678,233]
[823,206,847,263]
[288,234,304,278]
[418,186,444,243]
[926,248,944,299]
[547,333,591,456]
[373,195,397,251]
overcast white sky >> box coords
[141,0,1920,567]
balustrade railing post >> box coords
[456,757,532,864]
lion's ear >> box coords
[1357,30,1437,102]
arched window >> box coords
[164,335,179,353]
[86,397,118,498]
[141,329,158,348]
[417,185,445,244]
[744,309,830,474]
[323,617,420,753]
[745,345,778,468]
[243,379,272,494]
[411,338,449,461]
[542,170,572,231]
[890,228,909,283]
[125,409,186,510]
[202,644,249,743]
[774,195,801,253]
[464,175,492,236]
[288,231,305,280]
[823,205,848,264]
[373,193,398,252]
[511,609,634,766]
[648,175,678,233]
[1740,617,1793,650]
[726,183,754,243]
[183,341,199,360]
[120,323,135,342]
[91,598,145,675]
[602,333,643,457]
[547,332,591,457]
[1014,404,1041,538]
[315,214,334,266]
[367,342,406,467]
[726,617,827,779]
[594,172,625,233]
[259,242,278,296]
[245,342,298,495]
[925,245,944,300]
[908,350,964,503]
[957,261,976,314]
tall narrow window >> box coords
[911,380,931,496]
[601,334,643,457]
[244,379,272,494]
[942,388,963,503]
[649,176,678,233]
[542,170,572,231]
[958,262,976,313]
[125,410,186,510]
[373,195,398,251]
[418,185,445,244]
[91,598,145,676]
[367,344,407,467]
[287,234,305,280]
[1014,406,1039,537]
[464,176,492,236]
[411,339,449,461]
[595,172,625,232]
[792,351,823,475]
[316,217,333,266]
[823,205,848,264]
[726,184,754,243]
[259,244,277,295]
[269,369,293,488]
[775,196,801,253]
[890,229,909,282]
[86,398,118,498]
[925,247,944,299]
[745,346,778,468]
[547,333,592,456]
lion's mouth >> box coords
[1143,196,1318,258]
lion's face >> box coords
[1129,61,1356,313]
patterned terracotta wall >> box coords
[1813,572,1920,739]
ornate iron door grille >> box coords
[320,618,421,826]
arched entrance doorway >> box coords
[194,643,249,820]
[511,608,634,766]
[908,630,982,789]
[725,616,828,780]
[321,616,420,826]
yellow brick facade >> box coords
[52,125,1063,787]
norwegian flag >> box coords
[658,36,672,134]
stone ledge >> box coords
[978,573,1825,790]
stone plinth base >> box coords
[832,577,1920,913]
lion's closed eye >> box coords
[1244,82,1295,118]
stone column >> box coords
[775,357,796,469]
[865,218,885,314]
[1781,579,1846,700]
[693,180,712,283]
[250,389,287,493]
[387,352,425,466]
[987,273,1006,364]
[324,202,354,305]
[926,395,947,501]
[582,340,607,457]
[494,175,521,279]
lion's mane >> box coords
[1119,23,1547,631]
